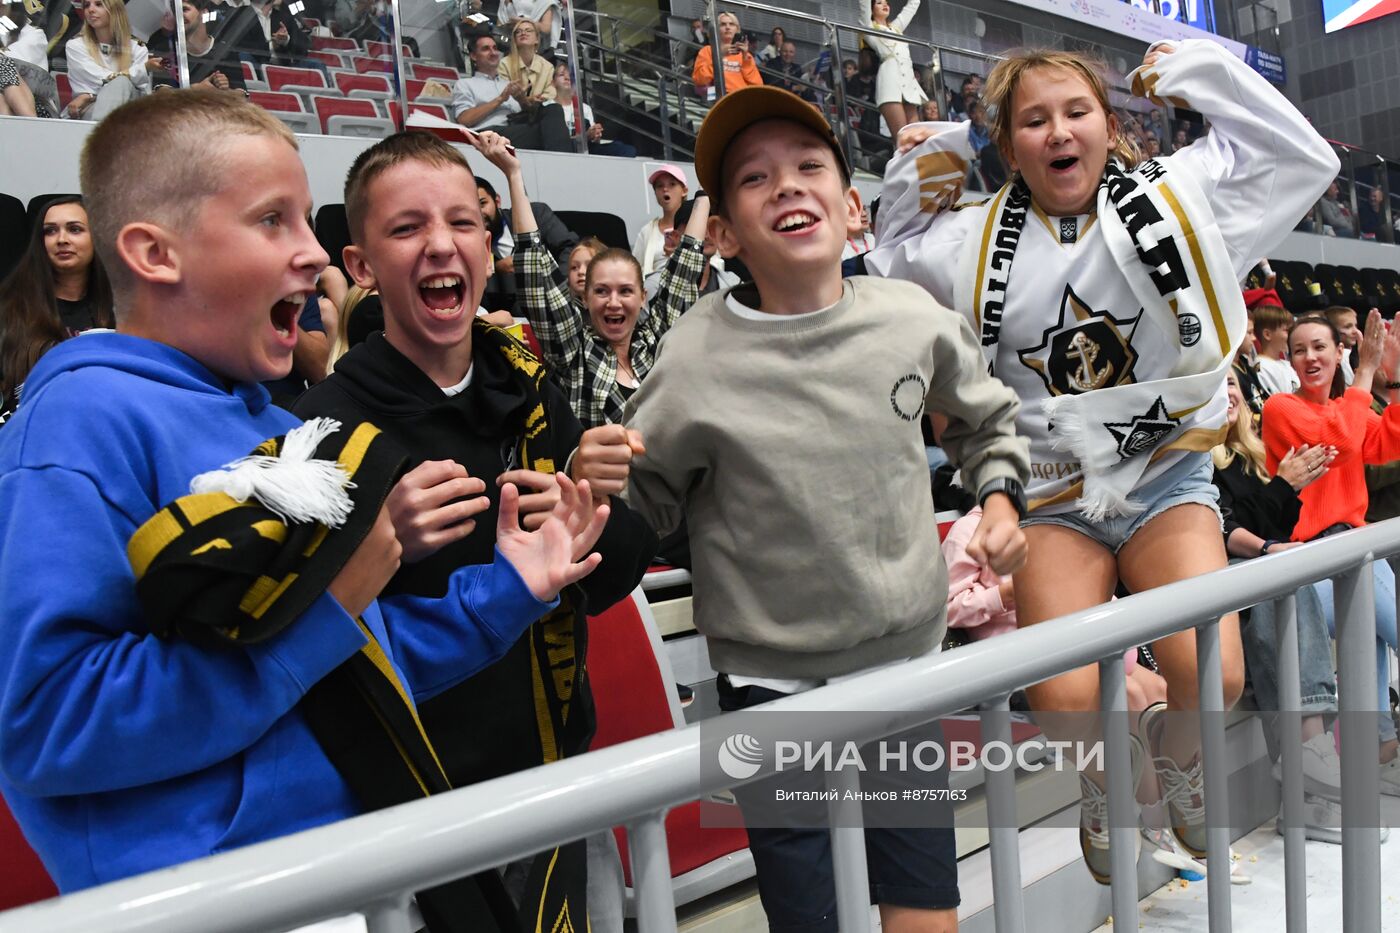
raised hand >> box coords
[497,469,561,531]
[572,424,645,500]
[385,460,490,563]
[496,473,610,600]
[896,123,938,154]
[1357,307,1386,377]
[468,128,520,175]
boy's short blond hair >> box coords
[344,131,474,243]
[79,89,297,307]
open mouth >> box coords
[601,310,627,328]
[1049,156,1079,172]
[773,210,818,234]
[418,274,465,317]
[270,293,307,339]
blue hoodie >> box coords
[0,333,555,892]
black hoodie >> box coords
[294,327,657,786]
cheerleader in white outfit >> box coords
[864,0,926,138]
[868,41,1337,883]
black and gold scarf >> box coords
[126,419,517,933]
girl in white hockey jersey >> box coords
[868,40,1337,883]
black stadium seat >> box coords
[0,194,27,283]
[555,210,630,250]
[314,204,352,276]
[1360,267,1400,317]
[1315,263,1376,311]
[1272,259,1322,313]
[27,193,81,228]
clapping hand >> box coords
[1276,444,1335,492]
[497,474,609,601]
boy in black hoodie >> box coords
[294,130,656,932]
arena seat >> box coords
[311,35,358,51]
[334,71,392,100]
[265,65,329,102]
[0,193,28,282]
[309,50,347,70]
[314,204,351,274]
[26,194,81,227]
[587,588,753,910]
[248,91,319,134]
[554,210,629,249]
[0,795,56,910]
[313,96,391,137]
[386,100,450,125]
[1272,259,1321,312]
[240,61,257,84]
[54,72,72,110]
[1316,263,1373,311]
[351,55,395,74]
[411,63,458,82]
[365,40,412,58]
[404,78,427,100]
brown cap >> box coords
[694,86,851,200]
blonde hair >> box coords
[81,0,135,76]
[1212,373,1269,481]
[325,286,372,376]
[344,131,473,243]
[984,49,1140,180]
[79,88,297,305]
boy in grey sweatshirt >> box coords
[613,87,1030,931]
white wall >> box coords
[0,115,1390,273]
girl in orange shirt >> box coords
[1262,311,1400,792]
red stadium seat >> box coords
[411,63,458,82]
[248,91,319,134]
[264,65,327,93]
[308,50,346,69]
[587,589,752,906]
[311,35,357,51]
[364,40,392,57]
[386,100,451,125]
[312,95,389,136]
[351,55,395,74]
[55,72,72,110]
[405,78,427,100]
[334,71,391,98]
[0,796,56,910]
[240,61,257,83]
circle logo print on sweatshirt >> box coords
[717,733,764,780]
[890,373,927,422]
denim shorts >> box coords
[1021,452,1222,554]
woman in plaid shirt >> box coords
[484,142,711,427]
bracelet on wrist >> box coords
[1385,381,1400,390]
[1260,539,1280,556]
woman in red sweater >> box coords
[1262,311,1400,791]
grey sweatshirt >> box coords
[623,276,1029,678]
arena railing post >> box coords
[1098,652,1138,929]
[387,0,408,131]
[827,765,873,932]
[1271,592,1308,933]
[1195,617,1232,932]
[704,0,725,99]
[626,811,678,933]
[981,694,1027,933]
[362,894,412,933]
[560,0,588,155]
[1333,563,1382,931]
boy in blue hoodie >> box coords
[0,89,609,905]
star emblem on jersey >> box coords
[1104,397,1180,460]
[1018,284,1143,397]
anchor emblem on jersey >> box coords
[1019,284,1143,397]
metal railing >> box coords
[4,520,1395,933]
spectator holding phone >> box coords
[691,10,761,97]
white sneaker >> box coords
[1270,733,1343,801]
[1379,756,1400,797]
[1275,792,1393,844]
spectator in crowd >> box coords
[0,93,610,910]
[624,87,1029,933]
[1318,179,1356,238]
[1211,369,1346,839]
[1359,186,1393,243]
[633,163,685,278]
[295,129,657,930]
[499,0,559,52]
[473,173,576,312]
[918,98,940,121]
[947,73,980,120]
[644,194,737,300]
[689,17,707,46]
[1233,311,1269,430]
[495,137,708,428]
[1246,291,1298,397]
[1325,303,1361,384]
[562,235,605,304]
[1144,134,1161,158]
[758,25,784,66]
[1262,311,1400,795]
[232,0,311,68]
[691,11,760,97]
[841,203,875,260]
[500,18,553,102]
[1172,126,1189,151]
[1146,106,1166,144]
[1,3,56,116]
[551,62,636,157]
[0,195,113,422]
[45,0,88,71]
[452,32,571,152]
[871,40,1338,883]
[64,0,149,120]
[840,57,857,87]
[864,0,926,138]
[767,40,805,98]
[154,0,245,92]
[0,52,37,115]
